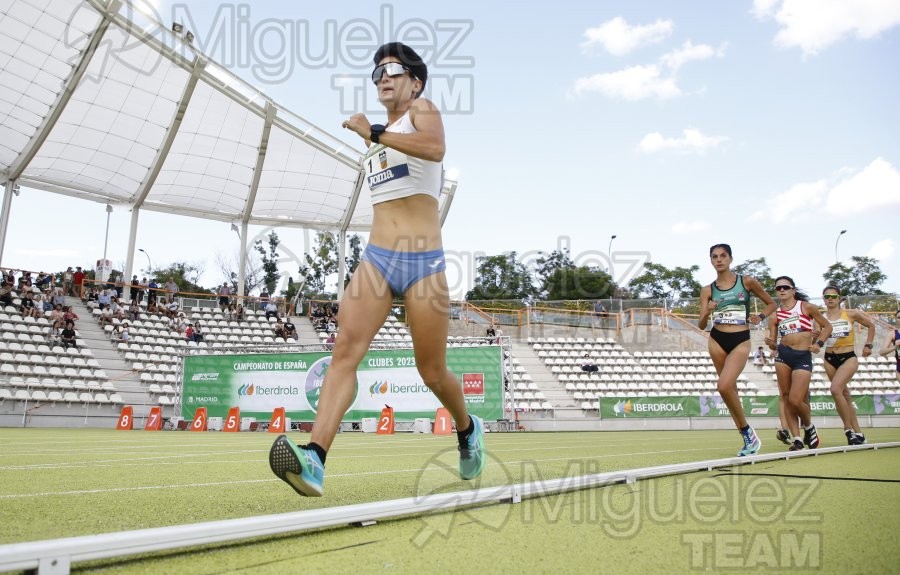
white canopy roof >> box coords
[0,0,457,233]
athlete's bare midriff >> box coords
[369,194,443,252]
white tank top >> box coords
[364,111,442,204]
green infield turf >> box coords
[1,428,898,574]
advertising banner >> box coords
[599,396,700,418]
[600,394,881,418]
[181,346,503,421]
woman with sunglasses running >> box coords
[765,276,831,451]
[815,286,875,445]
[698,244,777,456]
[269,43,485,497]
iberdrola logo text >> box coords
[239,383,301,396]
[614,399,685,416]
[369,380,430,395]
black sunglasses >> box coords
[774,285,794,291]
[372,62,416,84]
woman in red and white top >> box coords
[765,276,832,451]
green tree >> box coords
[344,233,363,285]
[628,262,701,301]
[466,252,536,301]
[533,249,575,299]
[299,231,339,298]
[823,256,888,295]
[544,266,616,300]
[733,257,775,293]
[254,231,281,295]
[149,262,209,294]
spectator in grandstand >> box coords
[485,324,496,339]
[62,267,74,296]
[284,318,298,341]
[878,309,900,382]
[265,300,279,321]
[128,301,141,322]
[765,275,831,452]
[593,300,607,327]
[164,300,179,320]
[39,290,53,313]
[36,272,51,290]
[19,291,39,319]
[97,289,111,310]
[63,305,79,324]
[172,312,187,335]
[581,353,599,373]
[130,275,142,306]
[218,283,231,311]
[753,346,768,366]
[99,305,114,328]
[50,304,65,330]
[0,278,13,308]
[234,304,245,322]
[73,266,85,297]
[259,289,270,311]
[147,278,159,306]
[146,300,159,315]
[273,318,286,341]
[164,277,178,303]
[192,320,204,343]
[60,320,77,349]
[269,42,484,497]
[814,285,876,445]
[119,323,131,342]
[325,318,336,333]
[52,287,66,308]
[698,243,777,457]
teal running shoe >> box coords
[459,415,485,480]
[269,435,324,497]
[737,426,761,457]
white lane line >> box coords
[0,446,736,499]
[0,440,739,471]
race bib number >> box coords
[778,314,803,336]
[365,145,410,189]
[825,320,851,347]
[713,304,747,325]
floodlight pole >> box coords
[834,229,847,263]
[101,205,113,283]
[138,249,152,272]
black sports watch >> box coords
[370,124,386,144]
[864,343,873,349]
[815,339,825,348]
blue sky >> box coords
[4,0,900,298]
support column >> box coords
[336,230,347,299]
[123,208,140,302]
[0,181,16,267]
[237,222,249,299]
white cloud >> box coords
[572,65,680,100]
[638,128,728,155]
[750,179,828,223]
[15,249,80,258]
[672,221,711,234]
[826,157,900,215]
[868,239,896,262]
[752,0,900,55]
[660,40,727,72]
[581,17,674,56]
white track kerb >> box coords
[1,442,897,574]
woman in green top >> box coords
[699,244,777,456]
